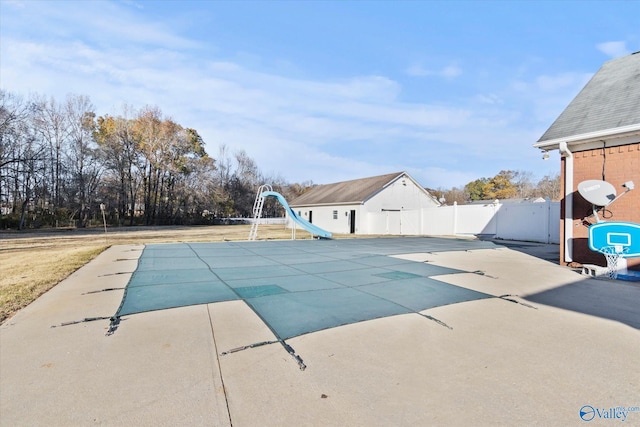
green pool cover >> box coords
[112,237,497,339]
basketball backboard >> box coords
[588,222,640,258]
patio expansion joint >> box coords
[206,304,233,426]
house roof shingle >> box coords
[289,172,406,206]
[537,52,640,143]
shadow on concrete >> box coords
[482,239,561,264]
[524,277,640,330]
[485,240,640,329]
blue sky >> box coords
[1,0,639,188]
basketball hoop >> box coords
[598,246,628,279]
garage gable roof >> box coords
[290,172,408,206]
[537,52,640,144]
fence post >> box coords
[453,202,457,235]
[493,200,500,238]
[545,197,551,244]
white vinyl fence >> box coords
[221,217,287,225]
[362,200,559,243]
[423,200,560,244]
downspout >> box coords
[559,141,573,263]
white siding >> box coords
[362,176,438,235]
[364,177,438,212]
[289,204,361,235]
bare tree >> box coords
[1,91,30,168]
[429,186,466,205]
[512,170,535,199]
[0,91,48,228]
[1,91,28,215]
[213,144,234,217]
[32,95,71,208]
[135,106,165,225]
[534,173,561,201]
[65,95,102,227]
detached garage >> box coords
[288,172,440,235]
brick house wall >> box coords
[560,142,640,270]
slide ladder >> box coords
[248,184,272,240]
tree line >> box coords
[0,90,307,229]
[1,89,561,230]
[429,170,561,206]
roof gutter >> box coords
[559,141,573,263]
[534,123,640,151]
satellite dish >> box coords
[578,180,616,207]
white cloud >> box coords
[121,0,145,10]
[475,93,503,105]
[4,0,26,8]
[596,41,629,58]
[406,64,432,76]
[406,63,462,79]
[441,65,462,78]
[2,0,199,50]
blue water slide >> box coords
[261,191,332,239]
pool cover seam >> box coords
[218,241,382,287]
[123,278,225,288]
[216,242,452,290]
